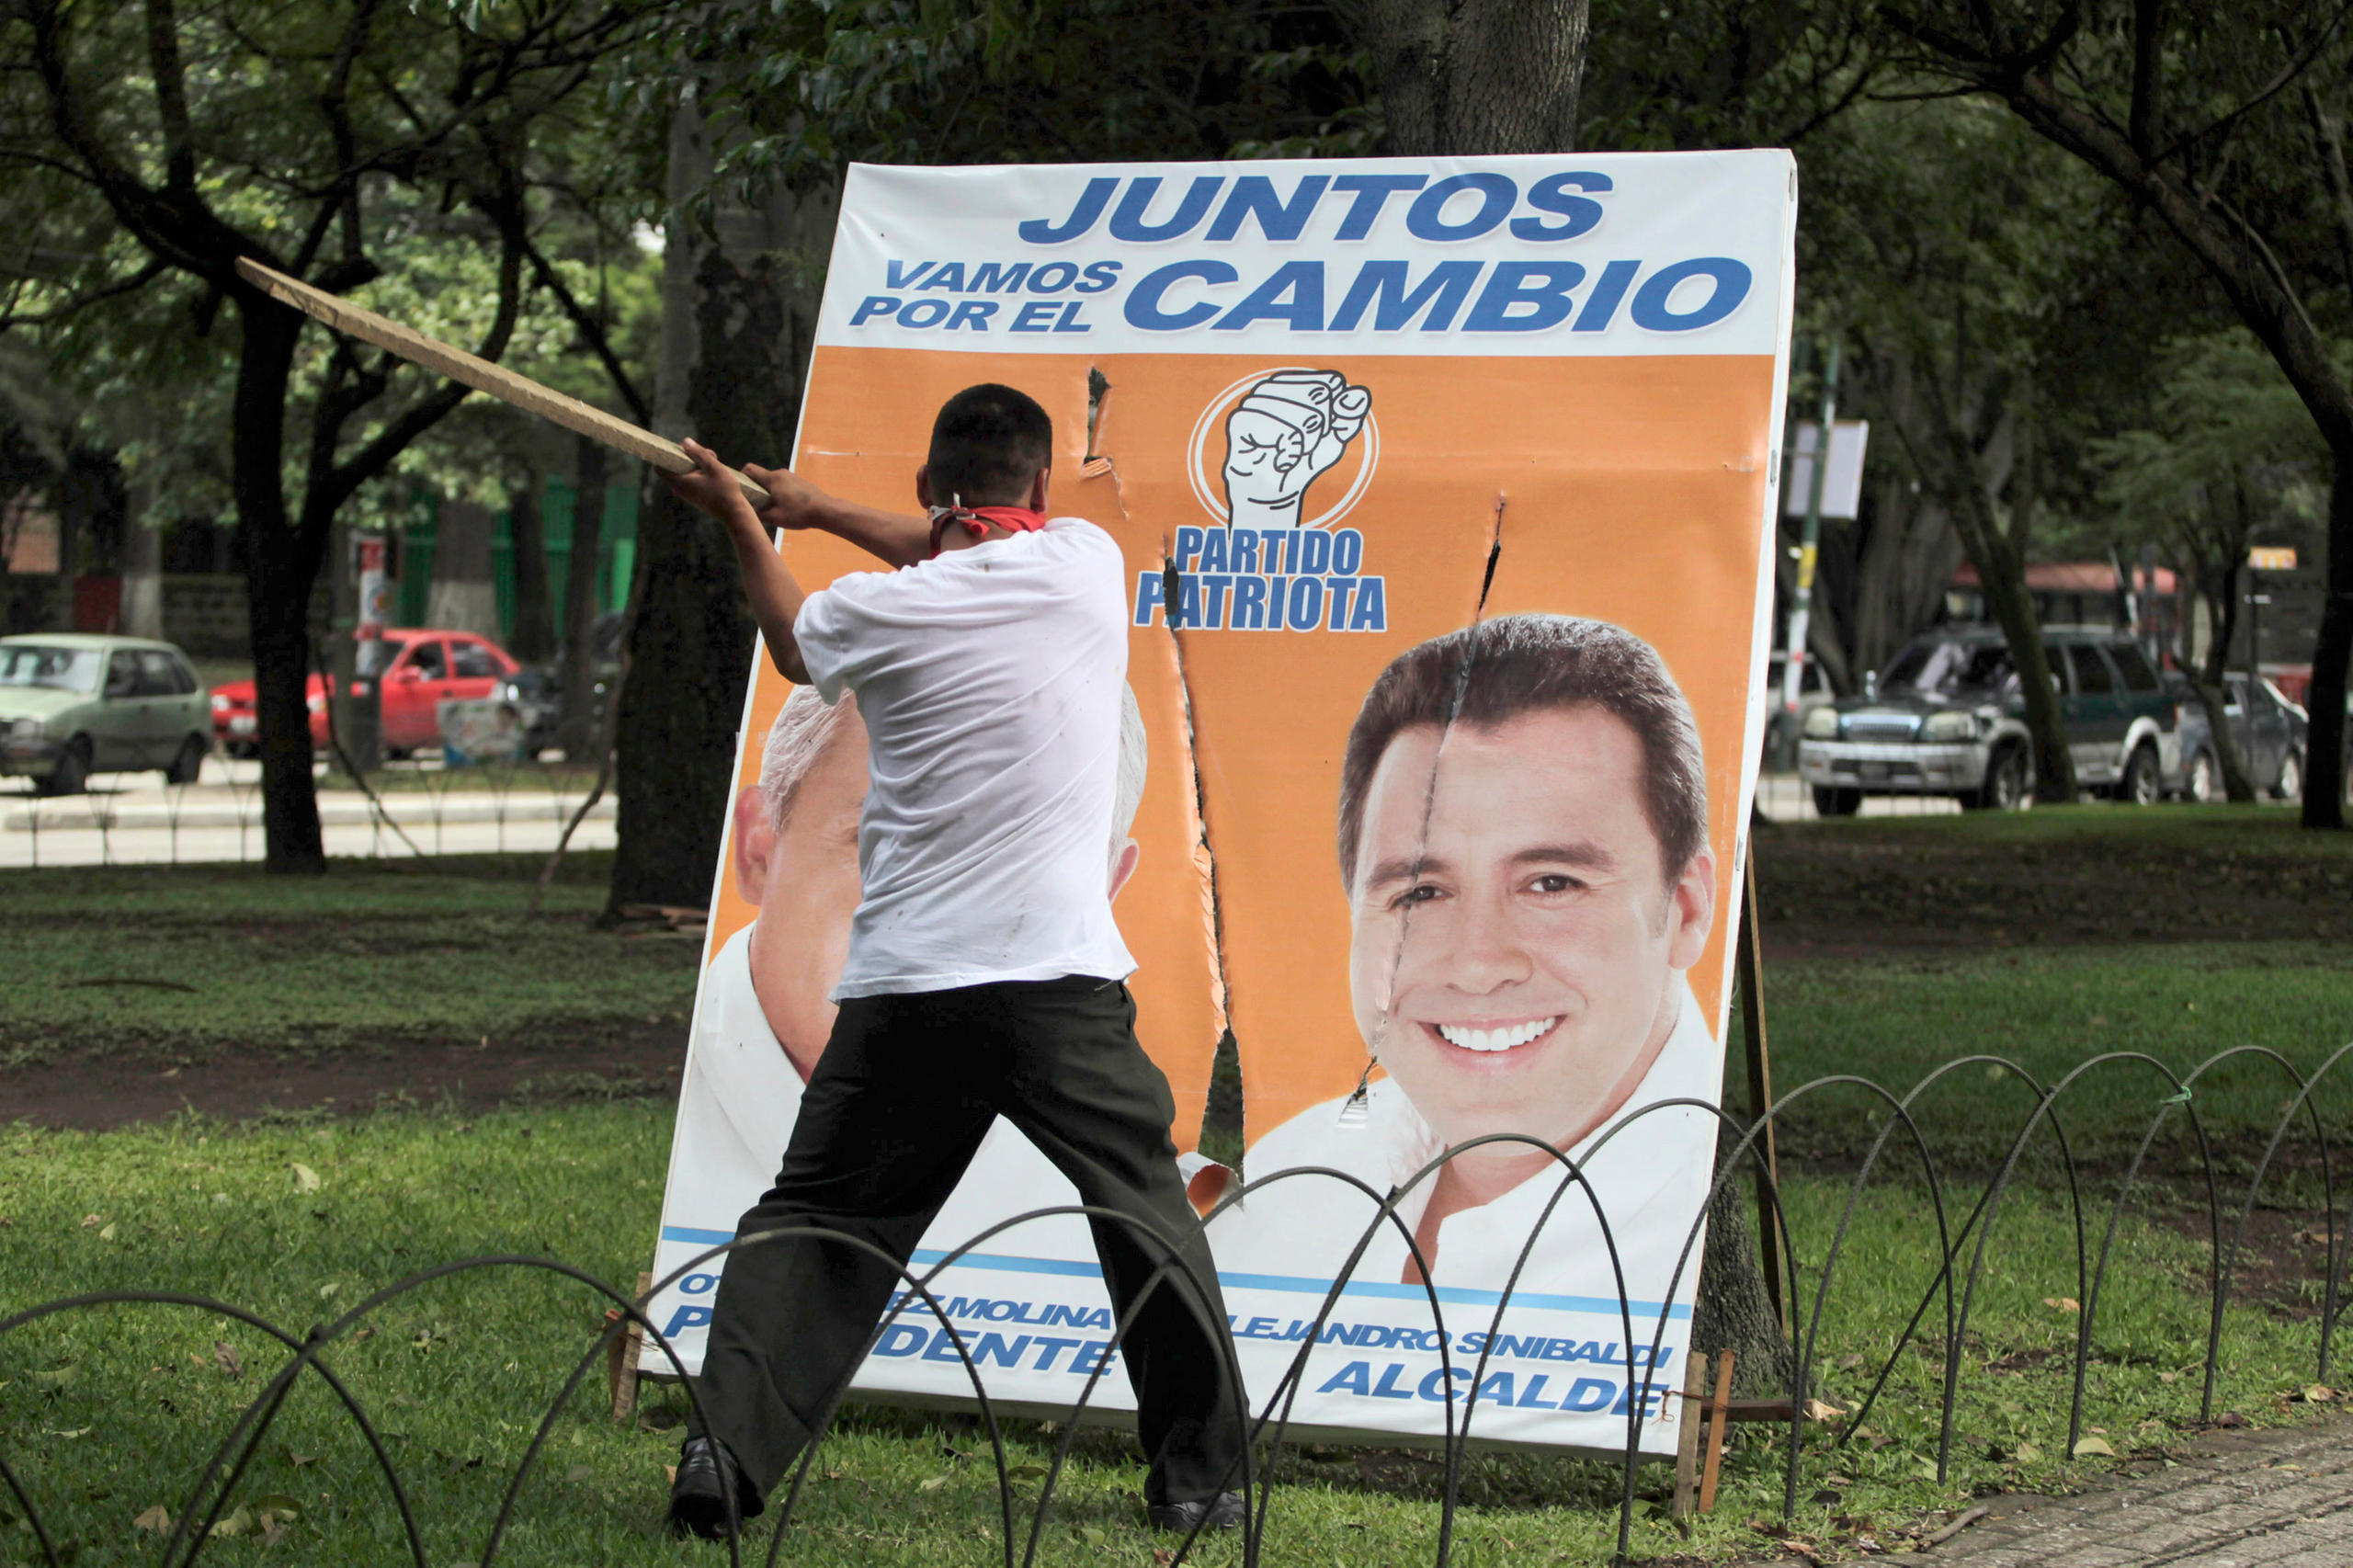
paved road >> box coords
[0,756,613,868]
[1925,1418,2353,1566]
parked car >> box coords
[1797,625,2182,814]
[1759,650,1836,764]
[0,633,213,795]
[502,612,626,756]
[2168,671,2310,801]
[209,629,522,758]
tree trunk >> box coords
[232,295,326,874]
[2193,564,2260,801]
[1690,1131,1794,1397]
[558,432,609,757]
[1370,0,1591,155]
[2306,453,2352,826]
[1967,529,2075,802]
[121,505,163,641]
[607,102,806,915]
[426,500,500,638]
[506,474,557,663]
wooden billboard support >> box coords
[1734,855,1786,1329]
[233,257,769,507]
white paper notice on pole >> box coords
[1783,419,1869,519]
[642,152,1799,1459]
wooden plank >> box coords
[1736,857,1786,1329]
[233,257,768,506]
[1698,1348,1735,1514]
[1671,1350,1709,1518]
[611,1269,652,1426]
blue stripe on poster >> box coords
[656,1226,1691,1321]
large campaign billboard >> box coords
[644,153,1796,1458]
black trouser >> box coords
[690,975,1245,1506]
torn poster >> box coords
[645,153,1796,1459]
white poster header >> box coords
[818,153,1797,358]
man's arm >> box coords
[740,461,932,569]
[669,439,813,683]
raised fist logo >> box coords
[1221,370,1372,531]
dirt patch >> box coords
[1751,834,2353,954]
[0,1020,687,1131]
[2145,1201,2347,1322]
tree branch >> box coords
[2128,0,2162,156]
[143,0,195,190]
[521,233,650,425]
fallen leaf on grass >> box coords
[2293,1385,2337,1403]
[133,1505,171,1533]
[2071,1437,2115,1458]
[291,1163,322,1192]
[97,1223,116,1241]
[213,1342,243,1378]
[2043,1297,2081,1313]
[2212,1412,2249,1428]
[80,1214,102,1228]
[917,1475,951,1493]
[43,1427,90,1439]
[29,1363,78,1390]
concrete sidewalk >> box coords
[1918,1416,2353,1566]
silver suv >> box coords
[1797,626,2185,813]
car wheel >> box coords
[164,735,207,786]
[2186,748,2219,804]
[1812,785,1863,817]
[2120,742,2161,807]
[2275,747,2304,801]
[1979,744,2031,812]
[37,736,91,797]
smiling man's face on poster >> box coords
[1346,700,1715,1158]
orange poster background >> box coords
[697,345,1773,1157]
[1097,353,1776,1141]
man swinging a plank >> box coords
[661,383,1246,1542]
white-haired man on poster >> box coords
[660,682,1159,1324]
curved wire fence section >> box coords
[6,1047,2352,1568]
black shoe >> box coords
[1147,1491,1245,1533]
[669,1435,764,1540]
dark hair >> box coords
[1336,613,1707,890]
[927,383,1052,506]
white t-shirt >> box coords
[793,517,1137,998]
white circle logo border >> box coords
[1186,368,1381,530]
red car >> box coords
[210,629,521,757]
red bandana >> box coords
[926,504,1049,559]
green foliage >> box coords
[2092,329,2331,565]
[682,0,1376,203]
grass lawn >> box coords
[1748,803,2353,1167]
[1751,940,2353,1166]
[3,1101,2341,1567]
[0,854,699,1070]
[5,813,2347,1562]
